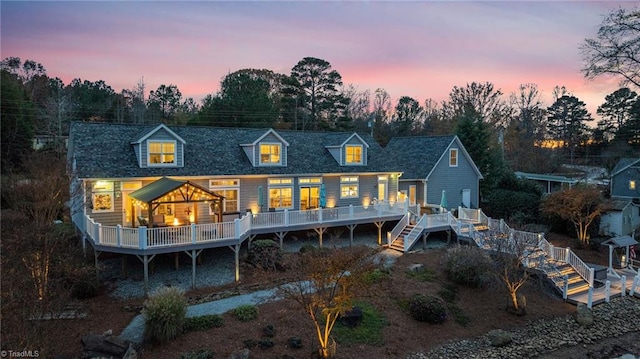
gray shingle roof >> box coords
[68,122,392,179]
[612,158,640,176]
[383,135,456,180]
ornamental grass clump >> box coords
[142,286,187,343]
[408,294,447,324]
[234,304,259,322]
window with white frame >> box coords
[630,180,637,191]
[148,141,176,165]
[345,145,363,164]
[210,179,239,213]
[260,143,281,165]
[268,178,293,209]
[92,181,114,213]
[340,176,359,198]
[449,148,458,167]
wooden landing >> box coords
[567,269,640,305]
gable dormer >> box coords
[240,129,289,167]
[325,133,369,166]
[131,124,186,168]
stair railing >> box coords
[387,212,411,247]
[403,214,428,252]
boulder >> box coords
[487,329,512,347]
[408,263,424,272]
[81,333,137,359]
[228,348,249,359]
[263,323,275,337]
[575,303,594,326]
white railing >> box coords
[404,214,428,251]
[81,202,408,251]
[387,212,411,246]
[566,250,595,287]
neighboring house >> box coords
[514,171,577,195]
[600,158,640,237]
[32,134,68,150]
[384,135,483,210]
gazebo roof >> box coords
[601,235,638,248]
[129,176,223,204]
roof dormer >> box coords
[131,124,186,168]
[240,129,289,167]
[325,133,369,166]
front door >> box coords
[409,185,416,205]
[300,186,319,210]
[462,189,471,208]
[121,181,142,227]
[378,176,388,202]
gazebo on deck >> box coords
[602,235,639,278]
[129,176,224,227]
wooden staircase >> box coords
[389,224,417,252]
[541,259,591,297]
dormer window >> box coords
[345,145,363,164]
[260,143,281,165]
[148,141,176,165]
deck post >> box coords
[191,223,197,244]
[116,225,122,247]
[589,268,595,287]
[284,209,289,226]
[97,223,102,244]
[621,275,627,296]
[233,244,240,282]
[587,286,593,308]
[191,250,197,288]
[347,224,357,247]
[234,219,240,240]
[139,226,148,250]
[314,227,327,248]
[82,234,87,256]
[143,254,149,296]
[374,221,385,245]
[275,232,287,249]
[94,250,101,285]
[318,209,323,224]
[563,275,568,300]
[349,205,354,219]
[605,280,611,303]
[565,248,570,263]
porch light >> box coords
[173,218,180,226]
[363,196,371,209]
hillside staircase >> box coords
[386,207,638,307]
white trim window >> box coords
[340,176,359,198]
[92,181,114,213]
[260,143,281,165]
[345,145,363,165]
[630,180,637,191]
[268,178,293,209]
[210,179,239,213]
[148,140,176,166]
[449,148,458,167]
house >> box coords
[514,171,577,195]
[67,122,483,289]
[600,158,640,237]
[383,135,483,210]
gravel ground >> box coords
[104,229,446,300]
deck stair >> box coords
[389,224,416,252]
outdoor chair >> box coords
[137,216,149,227]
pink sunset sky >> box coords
[1,1,636,120]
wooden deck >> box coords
[74,202,414,255]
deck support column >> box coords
[314,227,327,248]
[82,234,87,257]
[135,254,156,296]
[346,224,357,247]
[228,244,241,282]
[422,232,431,249]
[93,250,102,285]
[185,249,203,289]
[446,230,452,245]
[274,232,288,250]
[247,234,257,250]
[373,221,385,245]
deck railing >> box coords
[387,212,411,246]
[78,201,408,251]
